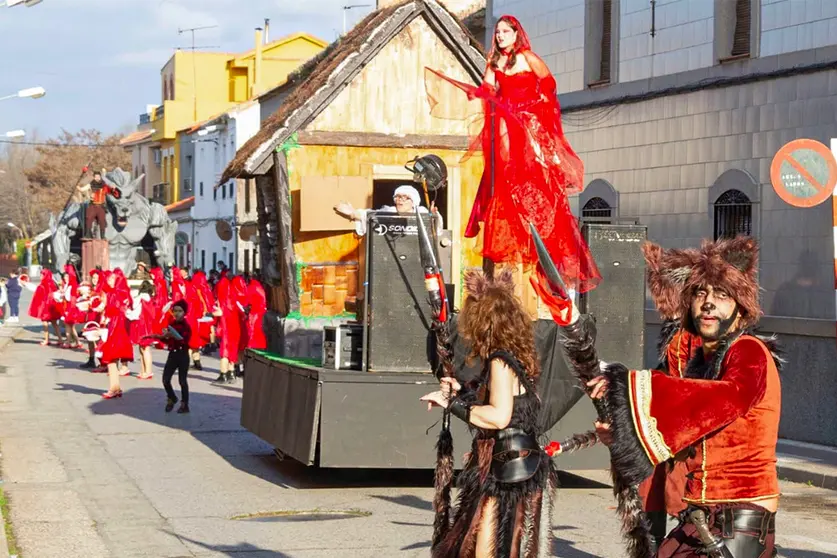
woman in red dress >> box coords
[98,271,134,399]
[211,276,241,385]
[190,271,215,366]
[426,16,600,294]
[60,265,84,349]
[28,268,64,346]
[127,281,156,380]
[246,277,267,351]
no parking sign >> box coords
[770,139,837,208]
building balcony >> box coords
[139,105,165,126]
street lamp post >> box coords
[0,0,43,7]
[343,4,371,34]
[0,86,46,102]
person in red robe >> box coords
[246,277,267,351]
[559,237,780,558]
[425,15,600,295]
[190,271,216,364]
[211,275,240,385]
[60,264,84,349]
[127,280,157,380]
[28,268,64,346]
[98,271,135,399]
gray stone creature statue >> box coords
[51,168,177,276]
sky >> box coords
[0,0,378,141]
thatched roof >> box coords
[220,0,485,183]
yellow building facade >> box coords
[140,32,327,204]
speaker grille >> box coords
[580,223,647,369]
[363,213,449,372]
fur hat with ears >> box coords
[642,242,700,320]
[678,236,761,329]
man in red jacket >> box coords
[77,170,119,239]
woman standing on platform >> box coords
[425,16,600,296]
[420,268,557,557]
[29,268,65,346]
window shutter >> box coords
[731,0,750,57]
[600,0,612,82]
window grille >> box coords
[581,197,613,222]
[713,189,752,240]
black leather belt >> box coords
[713,508,776,543]
[491,428,542,483]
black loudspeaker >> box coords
[362,213,452,372]
[579,223,647,369]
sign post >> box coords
[770,139,837,342]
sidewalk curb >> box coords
[0,327,23,557]
[0,327,24,353]
[778,464,837,491]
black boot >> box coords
[211,373,226,385]
[234,364,243,378]
[80,358,96,369]
[192,359,203,371]
[225,371,236,384]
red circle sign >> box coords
[770,139,837,208]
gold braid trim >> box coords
[629,369,673,466]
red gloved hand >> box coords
[529,268,572,325]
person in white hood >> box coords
[334,185,443,236]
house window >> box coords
[212,252,217,269]
[245,178,252,213]
[228,252,234,272]
[201,250,206,271]
[581,197,613,222]
[213,186,217,201]
[253,246,259,273]
[244,249,250,274]
[715,0,757,61]
[713,189,752,240]
[222,184,226,200]
[229,182,234,198]
[199,181,204,197]
[585,0,617,86]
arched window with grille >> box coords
[713,189,752,239]
[581,196,613,222]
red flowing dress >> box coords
[425,51,601,293]
[128,294,157,348]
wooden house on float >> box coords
[221,0,489,354]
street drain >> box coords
[231,509,372,523]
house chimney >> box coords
[253,27,263,97]
[264,18,270,43]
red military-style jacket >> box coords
[614,334,780,506]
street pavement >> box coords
[0,295,835,556]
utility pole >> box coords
[177,24,219,121]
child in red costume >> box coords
[127,280,157,380]
[189,271,215,368]
[246,277,267,350]
[151,300,192,414]
[29,268,64,346]
[99,272,134,399]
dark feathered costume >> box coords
[432,269,557,558]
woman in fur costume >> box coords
[421,268,557,557]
